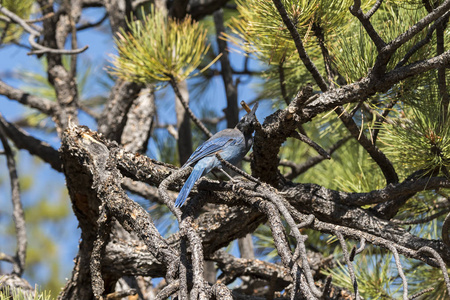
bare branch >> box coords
[0,4,88,55]
[76,12,108,31]
[372,0,450,75]
[155,280,179,300]
[442,212,450,247]
[417,246,450,296]
[0,123,27,276]
[0,4,41,35]
[0,80,57,115]
[281,136,351,180]
[345,176,450,206]
[291,131,330,159]
[391,208,450,225]
[388,0,450,52]
[27,34,89,55]
[169,76,213,138]
[395,10,450,69]
[0,113,62,172]
[386,244,408,300]
[350,0,386,50]
[408,288,434,300]
[335,106,398,184]
[336,232,360,300]
[0,252,15,264]
[365,0,383,19]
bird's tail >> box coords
[174,167,205,207]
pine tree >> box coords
[1,0,450,299]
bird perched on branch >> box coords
[174,102,259,207]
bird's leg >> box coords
[220,169,236,181]
[217,166,237,182]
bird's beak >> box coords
[241,101,258,115]
[241,100,251,113]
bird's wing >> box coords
[183,132,242,167]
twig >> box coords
[335,232,360,300]
[349,238,366,261]
[282,136,351,180]
[296,214,315,229]
[322,275,333,299]
[355,237,366,256]
[271,0,328,92]
[291,131,330,159]
[373,0,450,74]
[255,187,322,297]
[386,244,408,300]
[365,0,383,19]
[443,212,450,247]
[350,0,386,50]
[312,21,345,86]
[0,79,57,116]
[240,189,302,288]
[391,208,450,225]
[335,106,398,184]
[345,176,450,206]
[77,13,108,31]
[168,76,212,138]
[27,34,89,55]
[0,4,88,55]
[157,167,191,221]
[154,280,179,300]
[395,10,450,69]
[388,0,450,54]
[178,238,189,299]
[0,252,15,264]
[210,249,291,287]
[25,12,54,24]
[186,224,207,299]
[278,60,290,105]
[0,4,40,36]
[0,123,27,276]
[408,288,434,300]
[291,260,316,299]
[0,113,62,172]
[417,246,450,296]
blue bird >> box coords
[174,103,259,207]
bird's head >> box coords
[236,102,259,135]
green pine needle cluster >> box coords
[225,0,319,64]
[380,81,450,177]
[0,284,52,300]
[109,7,213,83]
[333,3,429,83]
[323,248,397,298]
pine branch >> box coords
[271,0,328,92]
